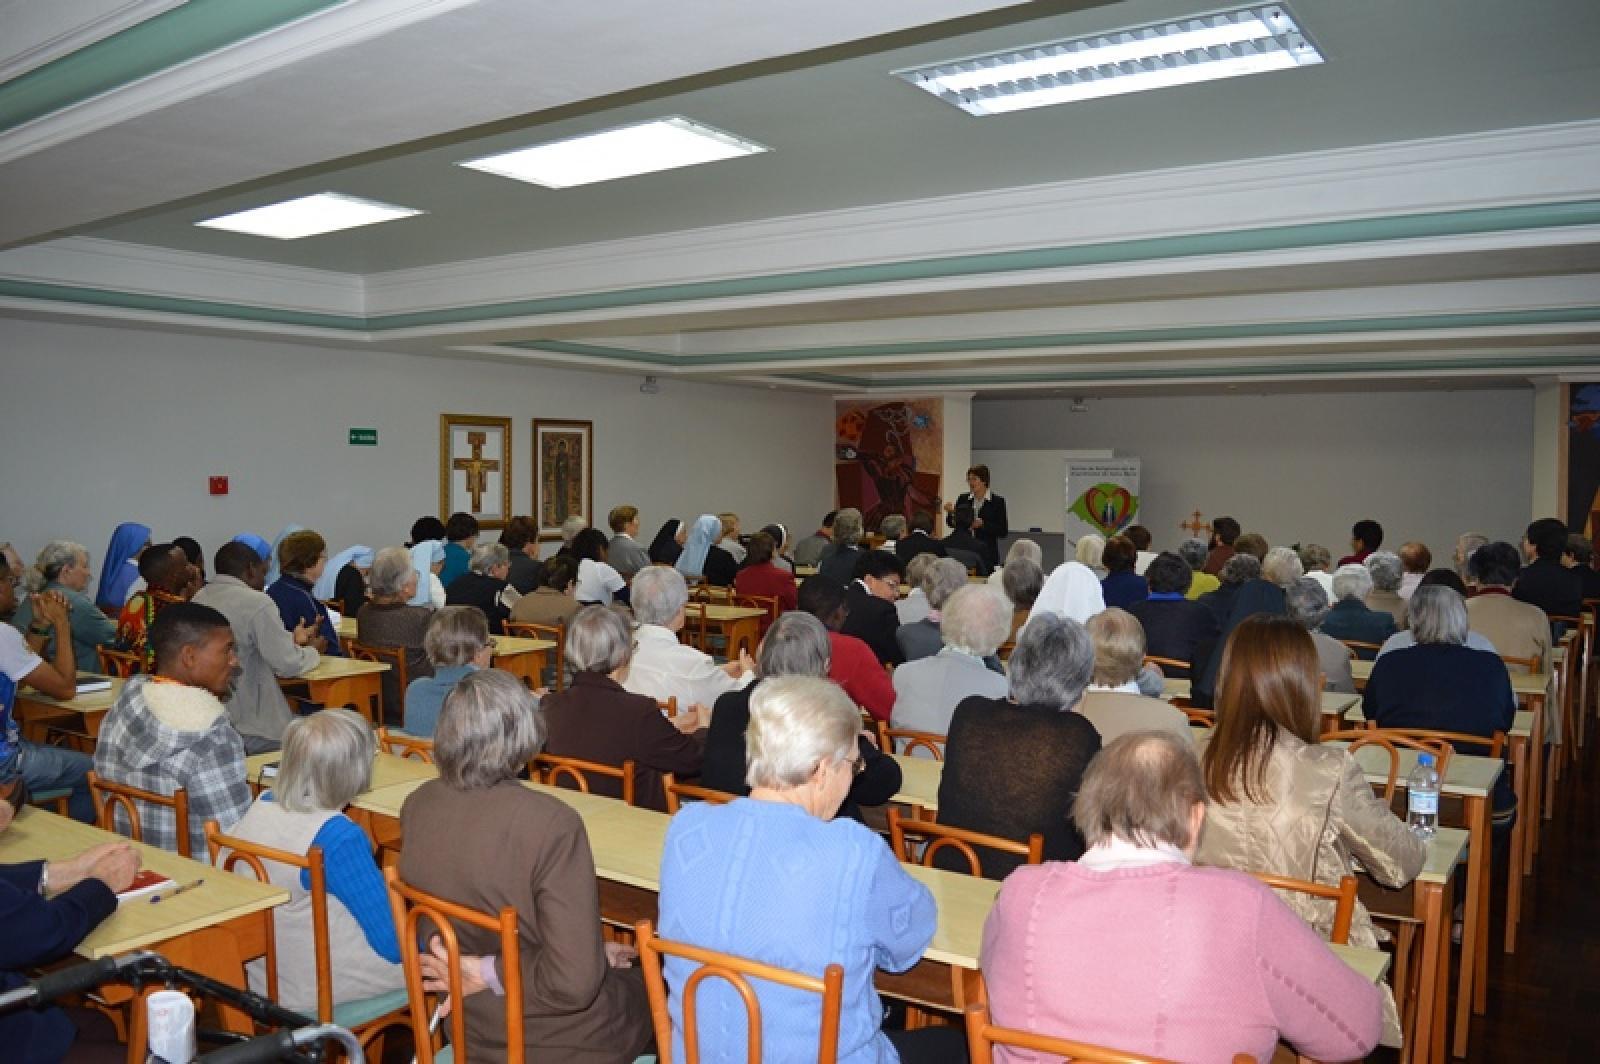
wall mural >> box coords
[834,399,943,531]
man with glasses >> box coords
[842,551,907,666]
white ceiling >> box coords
[1,0,1598,395]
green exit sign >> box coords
[348,428,377,446]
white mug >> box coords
[145,989,196,1063]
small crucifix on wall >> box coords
[1181,510,1209,538]
[453,431,500,512]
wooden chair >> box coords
[1498,651,1541,674]
[96,647,143,677]
[345,640,408,725]
[964,996,1253,1064]
[531,753,638,806]
[872,722,946,760]
[681,603,710,653]
[1248,872,1359,945]
[886,807,1043,877]
[1143,654,1190,677]
[635,918,845,1064]
[319,597,345,616]
[376,727,434,763]
[206,822,409,1053]
[657,697,679,719]
[1339,639,1384,662]
[504,620,567,692]
[1181,708,1216,728]
[1323,728,1454,803]
[689,585,733,605]
[385,865,524,1064]
[661,773,736,815]
[87,771,191,856]
[733,593,782,636]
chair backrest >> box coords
[1339,639,1384,661]
[1498,651,1540,674]
[87,771,191,856]
[661,773,736,815]
[690,585,733,604]
[385,865,523,1064]
[681,603,709,652]
[1323,728,1454,803]
[375,726,435,763]
[1248,871,1358,944]
[531,752,637,806]
[319,597,345,616]
[733,594,781,634]
[96,646,144,678]
[635,919,844,1064]
[1143,654,1190,676]
[345,641,408,724]
[886,807,1043,877]
[964,996,1253,1064]
[873,722,946,760]
[657,696,679,719]
[1367,725,1504,762]
[503,621,566,692]
[1181,708,1216,728]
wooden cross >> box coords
[1181,510,1208,538]
[452,431,499,512]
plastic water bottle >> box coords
[1407,753,1440,840]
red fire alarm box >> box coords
[209,476,229,496]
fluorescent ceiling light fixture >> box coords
[195,192,424,240]
[459,116,768,189]
[895,4,1322,116]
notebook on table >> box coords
[116,869,173,903]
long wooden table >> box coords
[280,655,389,722]
[0,807,287,1034]
[14,677,126,740]
[246,750,436,792]
[1160,678,1360,731]
[335,618,556,688]
[691,604,765,660]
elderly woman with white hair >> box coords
[10,540,118,666]
[895,557,970,662]
[817,507,866,586]
[938,613,1103,879]
[542,605,706,812]
[1075,533,1107,577]
[225,708,403,1013]
[402,671,654,1061]
[1079,610,1194,744]
[1318,563,1396,652]
[892,585,1011,742]
[621,565,753,711]
[1000,556,1044,643]
[659,675,954,1064]
[442,541,516,633]
[1177,537,1219,600]
[356,546,436,718]
[988,537,1042,587]
[402,605,492,738]
[1284,577,1356,693]
[1364,550,1409,629]
[896,552,939,625]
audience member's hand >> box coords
[420,936,489,1016]
[673,704,707,734]
[311,636,329,655]
[31,592,70,628]
[972,517,985,530]
[726,649,755,677]
[604,942,638,969]
[942,501,954,514]
[50,842,140,894]
[292,619,318,646]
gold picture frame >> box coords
[439,414,512,530]
[533,419,593,540]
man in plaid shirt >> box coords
[93,602,250,856]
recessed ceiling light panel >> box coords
[195,192,424,240]
[896,4,1323,115]
[459,116,769,189]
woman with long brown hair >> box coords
[1196,615,1423,1045]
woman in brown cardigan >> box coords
[400,670,653,1063]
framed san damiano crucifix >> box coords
[439,414,512,530]
[533,418,593,540]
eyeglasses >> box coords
[846,754,866,777]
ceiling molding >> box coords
[0,1,187,84]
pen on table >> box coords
[150,879,204,904]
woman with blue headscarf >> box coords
[675,514,738,587]
[96,522,151,610]
[409,541,447,608]
[315,545,374,616]
[233,533,272,562]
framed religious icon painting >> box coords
[533,419,593,540]
[439,414,512,530]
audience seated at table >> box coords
[1284,577,1357,694]
[1196,615,1423,1043]
[1202,515,1240,575]
[1339,518,1384,567]
[1000,555,1043,642]
[1397,541,1431,600]
[1363,551,1410,630]
[444,542,516,633]
[438,512,478,590]
[817,507,867,586]
[1098,535,1147,610]
[939,503,990,576]
[1079,609,1193,745]
[407,540,447,609]
[401,670,653,1062]
[508,555,581,628]
[195,543,321,752]
[570,528,627,606]
[732,531,799,616]
[791,510,835,568]
[717,512,747,564]
[660,675,960,1064]
[981,730,1383,1064]
[353,546,435,720]
[892,585,1011,742]
[1465,542,1552,670]
[1377,570,1498,658]
[605,505,650,579]
[266,531,343,658]
[893,510,947,565]
[1319,563,1398,650]
[896,557,968,663]
[938,613,1103,879]
[94,603,252,856]
[0,797,140,1063]
[1564,533,1600,601]
[622,566,753,710]
[1,554,96,821]
[225,709,403,1013]
[841,550,906,666]
[314,544,372,617]
[703,612,900,822]
[797,577,895,722]
[1362,586,1517,826]
[675,513,738,588]
[647,518,687,566]
[1515,517,1585,620]
[117,543,197,666]
[95,521,152,611]
[499,516,545,594]
[1126,551,1218,678]
[403,606,491,739]
[9,540,118,670]
[543,606,705,812]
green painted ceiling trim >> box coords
[0,278,363,330]
[0,0,346,134]
[500,306,1600,368]
[504,340,686,367]
[368,199,1600,330]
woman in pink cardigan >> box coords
[980,730,1382,1064]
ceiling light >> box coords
[895,4,1322,116]
[195,192,423,240]
[459,116,768,189]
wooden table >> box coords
[335,618,555,689]
[280,655,388,723]
[1161,678,1360,731]
[0,807,287,1034]
[247,750,436,792]
[14,677,126,740]
[695,604,765,660]
[890,754,943,813]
